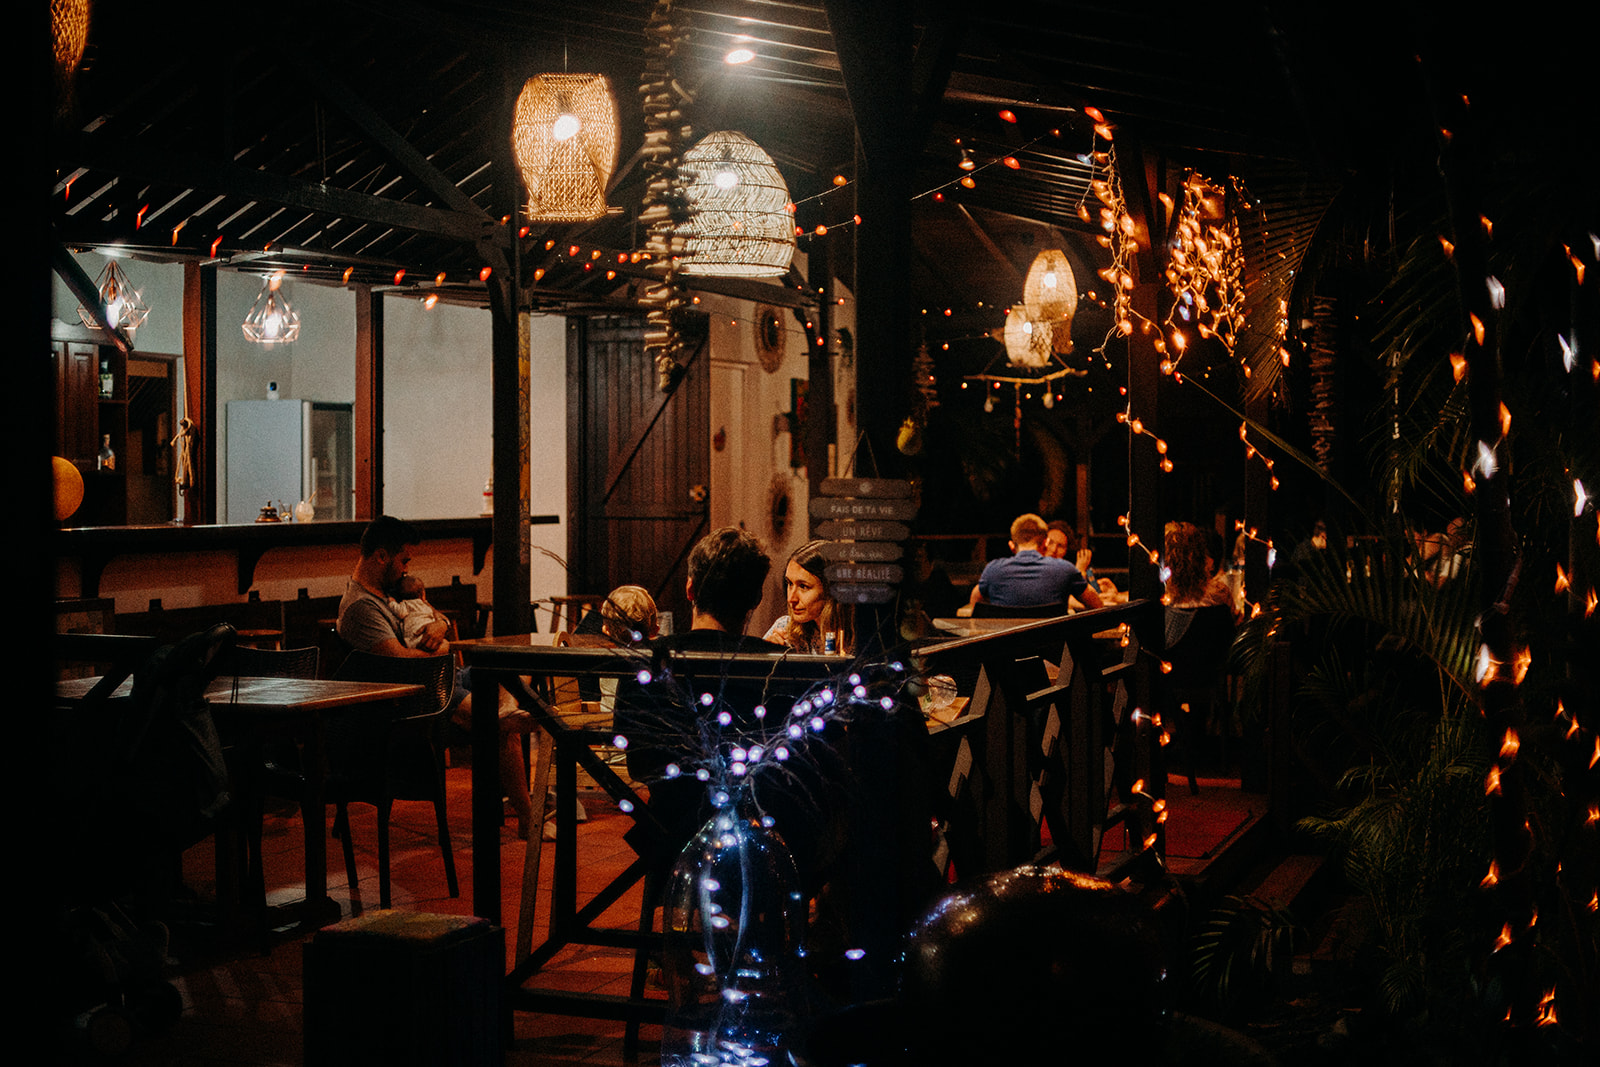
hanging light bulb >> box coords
[1042,390,1054,409]
[983,393,995,414]
[242,272,301,344]
[550,92,581,141]
[958,147,975,171]
[78,258,150,337]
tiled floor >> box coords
[57,757,1259,1066]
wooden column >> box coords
[806,233,836,498]
[1121,143,1172,603]
[488,65,530,638]
[353,285,383,520]
[181,262,217,525]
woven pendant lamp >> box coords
[1003,304,1053,367]
[1022,249,1078,354]
[680,131,794,277]
[512,73,618,222]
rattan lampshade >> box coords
[1003,304,1053,367]
[512,73,618,223]
[1022,249,1078,354]
[680,131,795,277]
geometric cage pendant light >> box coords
[512,73,618,223]
[680,130,795,277]
[78,258,150,338]
[242,272,301,345]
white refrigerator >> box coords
[225,400,354,523]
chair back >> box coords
[1162,604,1235,688]
[334,651,454,720]
[225,644,320,680]
[972,600,1069,619]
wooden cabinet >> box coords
[53,338,128,525]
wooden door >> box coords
[567,314,709,632]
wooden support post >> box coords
[182,262,218,525]
[352,286,382,520]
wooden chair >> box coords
[1160,604,1236,794]
[325,652,459,910]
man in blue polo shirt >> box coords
[968,513,1104,611]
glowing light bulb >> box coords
[725,47,755,64]
[714,169,739,190]
[551,112,580,141]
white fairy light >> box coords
[1576,479,1590,517]
[1560,335,1575,372]
[612,734,629,749]
[1475,441,1498,479]
[1486,275,1505,309]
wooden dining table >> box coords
[58,674,423,926]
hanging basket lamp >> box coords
[242,273,301,345]
[512,73,618,222]
[1003,303,1052,368]
[680,131,795,277]
[1022,249,1078,355]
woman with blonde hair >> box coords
[764,539,855,654]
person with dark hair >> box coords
[764,539,855,654]
[613,527,845,888]
[338,515,448,657]
[968,513,1103,611]
[1163,521,1231,610]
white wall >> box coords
[701,262,857,635]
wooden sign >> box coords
[819,477,914,499]
[816,519,911,542]
[817,540,902,562]
[810,496,919,521]
[826,562,904,584]
[831,581,897,605]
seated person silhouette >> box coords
[968,513,1104,613]
[612,527,846,893]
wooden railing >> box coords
[912,598,1166,882]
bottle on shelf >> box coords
[99,357,114,399]
[97,434,116,471]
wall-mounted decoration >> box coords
[754,304,785,372]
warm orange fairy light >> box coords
[1500,729,1520,759]
[1002,156,1020,169]
[1567,718,1581,740]
[1537,989,1557,1027]
[1085,105,1105,123]
[1470,313,1485,344]
[479,266,492,281]
[1498,402,1512,436]
[1131,778,1146,794]
[1450,351,1467,381]
[1481,860,1499,887]
[210,236,224,257]
[422,294,438,310]
[342,267,354,284]
[998,109,1017,123]
[136,204,149,228]
[1555,564,1570,592]
[170,220,186,245]
[568,245,580,257]
[1567,247,1586,284]
[1094,123,1115,140]
[533,267,545,281]
[1160,661,1173,674]
[960,176,975,189]
[435,272,447,285]
[1464,470,1477,494]
[1485,764,1502,794]
[1590,737,1598,769]
[1480,214,1494,238]
[392,269,405,284]
[1586,804,1598,827]
[833,174,848,186]
[1439,236,1455,257]
[1512,649,1531,685]
[1142,833,1159,850]
[1492,923,1513,952]
[519,226,530,238]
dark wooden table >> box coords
[59,674,423,924]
